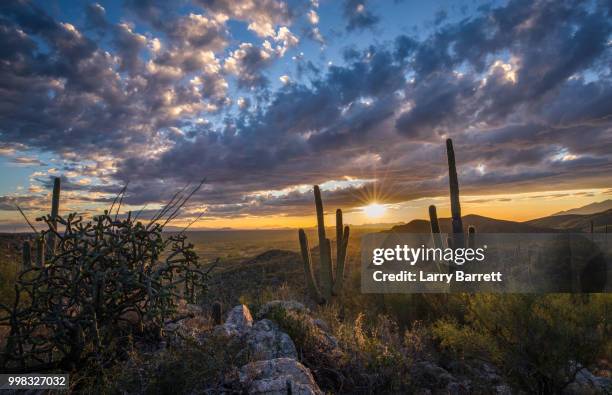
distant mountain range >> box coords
[552,199,612,215]
[391,209,612,234]
[526,209,612,232]
[391,214,552,233]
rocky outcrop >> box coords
[214,304,254,337]
[212,303,322,395]
[245,319,297,360]
[563,367,612,395]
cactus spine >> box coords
[446,139,464,248]
[47,177,61,257]
[428,205,443,249]
[298,185,350,304]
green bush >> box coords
[432,294,611,393]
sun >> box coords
[362,202,386,218]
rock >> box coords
[239,357,322,395]
[412,361,475,394]
[216,304,253,336]
[413,361,456,388]
[494,384,513,395]
[245,319,297,361]
[257,300,308,319]
[563,367,612,395]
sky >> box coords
[0,0,611,231]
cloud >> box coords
[343,0,380,31]
[10,156,46,166]
[194,0,293,37]
[0,0,611,222]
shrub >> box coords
[432,294,610,393]
[0,211,210,374]
[82,333,249,394]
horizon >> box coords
[1,194,610,233]
[1,0,611,231]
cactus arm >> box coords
[298,229,325,304]
[428,205,443,249]
[332,225,350,296]
[446,139,464,248]
[335,209,343,281]
[314,185,326,246]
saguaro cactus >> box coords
[46,177,61,257]
[298,185,350,304]
[446,139,464,248]
[428,205,443,249]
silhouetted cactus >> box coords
[46,177,60,257]
[446,139,464,248]
[298,185,350,304]
[429,205,443,249]
[468,225,476,248]
[212,301,223,325]
[299,229,325,304]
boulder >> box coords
[239,357,322,395]
[215,304,253,336]
[412,361,471,394]
[563,367,612,395]
[245,319,298,361]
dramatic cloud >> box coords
[0,0,611,224]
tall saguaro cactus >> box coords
[46,177,61,257]
[428,205,443,249]
[298,185,350,304]
[446,139,464,248]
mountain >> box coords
[526,208,612,231]
[390,214,552,233]
[553,200,612,215]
